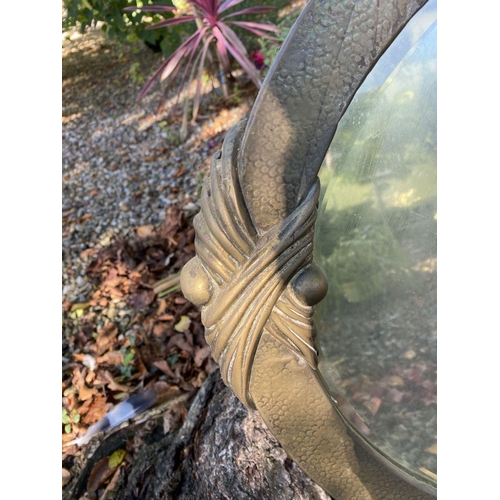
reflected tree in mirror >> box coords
[315,0,437,483]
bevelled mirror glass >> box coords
[315,0,437,484]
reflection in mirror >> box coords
[314,0,437,484]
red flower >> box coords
[251,51,265,70]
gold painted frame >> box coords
[181,0,436,498]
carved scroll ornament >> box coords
[180,0,436,497]
[181,120,328,408]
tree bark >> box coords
[63,369,331,500]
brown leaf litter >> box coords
[62,206,217,460]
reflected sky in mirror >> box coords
[314,0,437,484]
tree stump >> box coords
[63,369,331,500]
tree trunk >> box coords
[62,369,331,500]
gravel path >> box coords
[62,29,254,459]
[62,29,252,306]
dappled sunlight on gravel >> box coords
[62,28,257,463]
[62,29,256,305]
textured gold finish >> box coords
[180,257,212,306]
[181,121,328,408]
[182,122,436,498]
[251,333,435,499]
[181,0,437,497]
[240,0,429,230]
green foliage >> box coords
[231,0,293,47]
[254,8,298,71]
[167,353,179,365]
[315,34,436,308]
[196,171,206,198]
[158,121,181,145]
[62,408,81,434]
[124,0,277,139]
[128,61,145,84]
[325,219,411,304]
[120,365,133,377]
[123,348,135,366]
[62,408,70,425]
[62,0,195,54]
[63,0,299,139]
[109,449,127,467]
[119,347,135,377]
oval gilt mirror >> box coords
[181,0,437,497]
[316,0,437,484]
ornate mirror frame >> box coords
[181,0,437,498]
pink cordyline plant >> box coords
[125,0,276,125]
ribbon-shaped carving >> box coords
[181,122,328,408]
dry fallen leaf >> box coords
[419,467,437,480]
[194,345,211,367]
[104,371,131,392]
[71,367,86,391]
[174,315,191,332]
[97,351,124,366]
[87,456,115,492]
[205,357,218,374]
[192,371,207,388]
[103,271,122,288]
[82,396,113,425]
[62,431,78,446]
[154,360,178,380]
[425,443,437,455]
[173,166,187,178]
[387,376,405,388]
[62,468,71,487]
[108,287,124,299]
[386,388,405,403]
[162,400,189,434]
[128,289,155,310]
[363,397,382,415]
[66,393,78,412]
[167,333,194,355]
[80,248,99,259]
[153,323,167,337]
[76,397,94,417]
[92,323,119,356]
[157,313,175,321]
[79,384,97,401]
[100,464,123,499]
[153,381,182,404]
[136,225,155,238]
[156,298,167,315]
